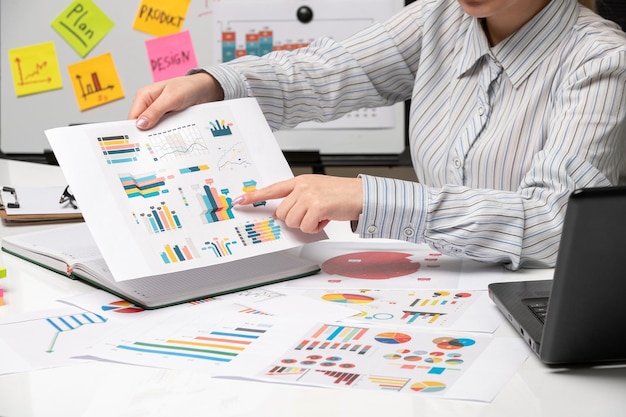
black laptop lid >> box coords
[540,186,626,364]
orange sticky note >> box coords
[133,0,191,37]
[8,42,63,97]
[67,52,125,111]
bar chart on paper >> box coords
[94,304,278,371]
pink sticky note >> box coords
[145,30,198,82]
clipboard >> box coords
[0,185,83,224]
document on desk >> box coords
[3,98,326,309]
[0,185,83,224]
[78,296,528,402]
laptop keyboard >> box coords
[526,298,549,324]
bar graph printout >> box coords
[304,288,503,333]
[256,322,528,401]
[46,98,324,283]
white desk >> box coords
[1,158,625,417]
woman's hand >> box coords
[128,72,224,130]
[233,174,363,234]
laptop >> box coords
[488,186,626,365]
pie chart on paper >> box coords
[321,293,375,304]
[101,300,144,314]
[410,381,446,393]
[374,331,412,344]
[321,251,420,279]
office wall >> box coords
[1,0,405,158]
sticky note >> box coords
[51,0,115,57]
[0,286,4,306]
[145,30,198,82]
[8,42,63,97]
[133,0,191,37]
[0,268,6,279]
[67,52,125,111]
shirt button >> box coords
[366,225,378,234]
[453,158,462,169]
[478,107,485,116]
[403,227,415,237]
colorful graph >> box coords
[241,180,265,207]
[410,381,446,393]
[401,311,446,325]
[145,124,209,161]
[321,293,375,304]
[202,237,238,257]
[101,300,144,314]
[160,239,200,264]
[368,376,411,392]
[262,322,486,396]
[266,365,309,377]
[119,172,168,198]
[236,218,281,245]
[98,135,141,164]
[314,370,360,386]
[220,28,308,62]
[322,252,421,279]
[309,324,369,343]
[294,339,372,355]
[374,332,412,344]
[197,180,234,223]
[433,337,476,350]
[46,312,107,352]
[179,164,210,174]
[116,325,269,362]
[217,142,251,170]
[134,202,182,233]
[209,119,233,136]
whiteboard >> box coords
[1,0,405,156]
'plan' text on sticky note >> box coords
[51,0,114,57]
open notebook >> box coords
[2,98,324,308]
[2,223,319,309]
[489,186,626,365]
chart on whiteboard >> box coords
[210,0,397,130]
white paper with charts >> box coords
[45,98,324,283]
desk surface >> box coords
[1,158,625,417]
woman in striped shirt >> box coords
[130,0,626,269]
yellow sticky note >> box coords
[52,0,115,58]
[67,52,124,111]
[133,0,191,37]
[0,268,6,279]
[8,42,63,97]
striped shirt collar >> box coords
[456,0,579,88]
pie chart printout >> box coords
[321,251,420,279]
[321,293,375,304]
[374,332,413,344]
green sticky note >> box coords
[51,0,114,57]
[0,268,6,279]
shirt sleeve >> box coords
[357,49,626,270]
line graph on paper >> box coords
[145,124,210,162]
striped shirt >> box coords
[204,0,626,269]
